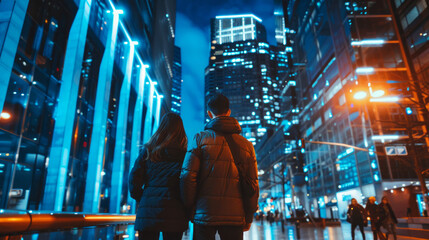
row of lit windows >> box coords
[216,18,256,44]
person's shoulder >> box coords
[233,133,255,152]
[195,129,216,142]
[188,130,216,149]
[138,147,149,160]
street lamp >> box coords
[371,90,385,98]
[0,112,11,120]
[353,91,368,100]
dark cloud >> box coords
[175,0,277,139]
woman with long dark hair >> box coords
[129,113,188,240]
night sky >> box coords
[175,0,277,139]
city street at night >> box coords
[180,221,428,240]
[1,0,429,239]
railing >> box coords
[0,209,136,235]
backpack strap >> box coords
[224,134,244,176]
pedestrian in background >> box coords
[347,198,366,240]
[366,196,386,240]
[129,113,188,240]
[379,196,398,240]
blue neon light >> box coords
[405,107,412,115]
[216,14,262,22]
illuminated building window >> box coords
[401,0,427,29]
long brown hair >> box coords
[145,113,187,162]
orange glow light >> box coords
[353,91,367,100]
[0,112,11,120]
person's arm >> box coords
[389,205,398,223]
[180,134,202,210]
[360,205,368,218]
[376,205,384,222]
[365,204,371,218]
[245,145,259,223]
[129,149,148,200]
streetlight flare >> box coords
[371,90,385,98]
[353,91,367,100]
[369,96,400,102]
[0,112,11,120]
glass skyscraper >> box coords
[0,0,175,213]
[205,14,287,145]
[253,1,306,218]
[286,0,429,219]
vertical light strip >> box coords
[251,17,255,40]
[0,0,29,113]
[83,8,120,213]
[143,82,155,143]
[283,18,286,45]
[127,63,147,212]
[218,19,222,44]
[153,94,162,134]
[242,17,245,41]
[230,19,234,42]
[42,0,93,211]
[110,42,135,213]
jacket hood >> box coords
[205,116,241,134]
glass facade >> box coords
[286,0,429,219]
[0,0,168,213]
[206,15,287,145]
[171,45,182,114]
[393,0,429,124]
[254,0,305,219]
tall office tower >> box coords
[151,0,177,112]
[274,0,287,46]
[171,46,182,114]
[253,0,306,218]
[205,14,283,145]
[391,0,429,124]
[0,0,173,213]
[288,0,429,219]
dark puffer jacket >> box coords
[129,148,188,232]
[347,204,366,224]
[180,116,259,226]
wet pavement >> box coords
[181,221,426,240]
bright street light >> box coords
[372,135,401,141]
[371,90,385,98]
[351,39,385,46]
[369,96,400,102]
[0,112,11,120]
[353,91,368,100]
[356,67,375,74]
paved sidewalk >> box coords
[182,221,427,240]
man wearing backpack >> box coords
[180,93,259,240]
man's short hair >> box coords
[207,93,229,115]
